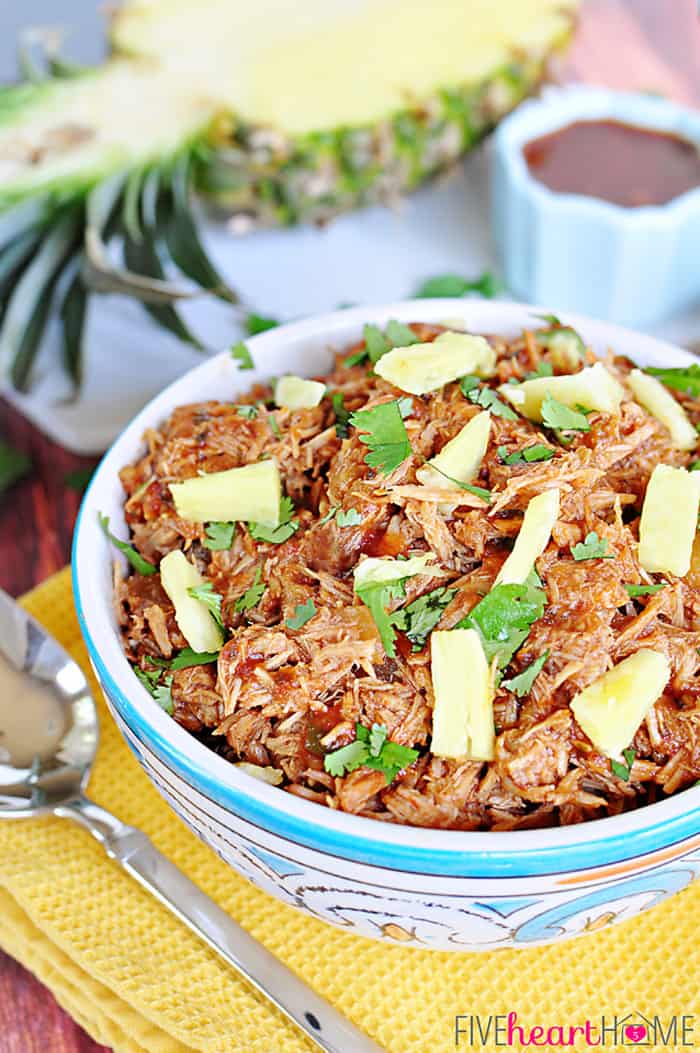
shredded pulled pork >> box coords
[113,323,700,830]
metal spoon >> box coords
[0,589,385,1053]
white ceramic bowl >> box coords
[73,300,700,951]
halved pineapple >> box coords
[0,0,577,387]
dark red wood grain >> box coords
[0,3,696,1051]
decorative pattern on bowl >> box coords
[491,87,700,326]
[73,300,700,951]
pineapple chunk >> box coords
[374,331,496,395]
[570,649,670,759]
[170,460,281,526]
[546,329,586,372]
[495,489,560,586]
[628,369,697,451]
[159,550,224,654]
[234,762,284,786]
[416,411,491,490]
[274,375,326,410]
[500,363,624,421]
[354,552,440,590]
[638,464,700,577]
[430,629,494,761]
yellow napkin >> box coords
[1,568,699,1053]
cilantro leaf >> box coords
[337,508,362,527]
[158,647,219,671]
[459,375,481,396]
[230,341,254,370]
[134,667,174,715]
[414,271,501,299]
[368,723,388,757]
[65,466,95,493]
[324,721,419,783]
[187,581,224,628]
[463,483,492,502]
[331,391,350,437]
[392,585,456,650]
[249,495,299,544]
[236,404,259,420]
[98,513,156,575]
[571,531,612,561]
[350,400,412,476]
[690,460,700,472]
[235,566,266,612]
[267,414,281,438]
[532,312,563,327]
[204,521,235,550]
[324,740,368,776]
[286,598,317,630]
[498,444,554,465]
[318,507,337,525]
[624,583,665,598]
[365,739,420,782]
[501,650,549,698]
[153,676,174,715]
[458,580,547,669]
[467,385,519,420]
[356,579,405,658]
[0,440,31,495]
[385,320,419,347]
[646,364,700,397]
[363,323,391,364]
[134,666,160,694]
[541,394,591,432]
[525,361,554,379]
[246,313,279,335]
[611,747,636,782]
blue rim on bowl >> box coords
[72,299,700,879]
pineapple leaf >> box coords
[0,230,40,298]
[123,231,205,349]
[60,263,89,389]
[140,167,161,230]
[84,170,196,304]
[122,168,145,242]
[164,156,238,303]
[0,196,48,251]
[0,209,81,387]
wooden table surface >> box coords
[0,1,698,1050]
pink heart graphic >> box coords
[625,1025,647,1043]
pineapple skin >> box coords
[196,46,568,229]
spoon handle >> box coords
[56,796,385,1053]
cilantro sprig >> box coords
[645,364,700,397]
[345,320,420,367]
[571,531,612,561]
[154,647,219,671]
[324,722,419,783]
[457,577,547,670]
[246,313,279,335]
[235,566,266,612]
[230,341,254,370]
[286,598,317,629]
[350,399,413,476]
[392,585,457,651]
[187,581,224,628]
[498,444,554,465]
[204,521,235,550]
[249,495,299,544]
[501,650,549,698]
[541,395,590,432]
[337,507,362,527]
[134,667,174,714]
[98,513,156,575]
[611,747,637,782]
[624,583,665,598]
[356,578,406,658]
[331,392,350,437]
[414,271,501,299]
[464,382,519,420]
